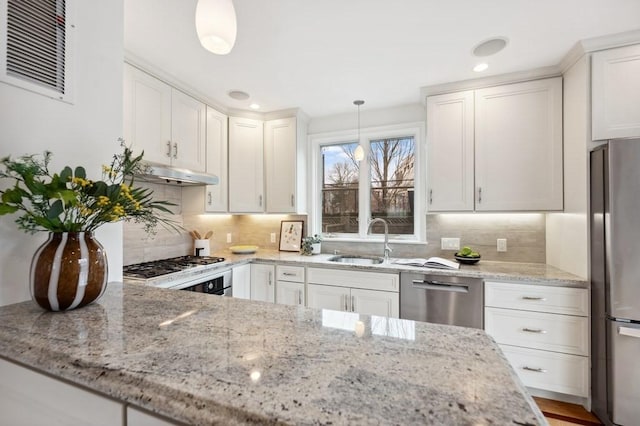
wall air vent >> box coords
[0,0,74,102]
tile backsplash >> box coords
[123,184,545,264]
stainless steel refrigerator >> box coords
[591,139,640,426]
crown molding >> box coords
[580,29,640,53]
[420,65,561,99]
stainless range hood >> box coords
[135,163,219,186]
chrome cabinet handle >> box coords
[166,141,172,157]
[522,328,546,334]
[351,295,355,312]
[478,187,482,203]
[522,366,547,373]
[522,296,546,301]
[429,189,433,205]
[207,192,212,205]
[173,142,178,159]
[283,272,295,276]
[268,272,272,286]
[259,195,263,207]
[291,194,295,207]
[298,289,302,305]
[343,295,348,311]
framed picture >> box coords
[279,220,304,252]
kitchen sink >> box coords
[327,255,385,265]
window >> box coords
[312,123,424,241]
[1,0,74,102]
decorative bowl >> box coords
[454,254,481,265]
[230,245,259,254]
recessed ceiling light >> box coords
[249,103,260,110]
[473,63,489,72]
[472,37,508,57]
[228,90,250,100]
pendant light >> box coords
[195,0,237,55]
[353,100,365,162]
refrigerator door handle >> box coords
[619,326,640,339]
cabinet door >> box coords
[170,89,206,172]
[475,77,563,211]
[123,64,172,165]
[250,264,275,303]
[351,288,399,318]
[307,284,349,312]
[205,106,228,212]
[0,358,123,426]
[276,281,305,306]
[265,117,297,212]
[232,264,251,299]
[426,91,475,211]
[229,117,264,212]
[592,44,640,140]
[128,407,178,426]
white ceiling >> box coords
[124,0,640,118]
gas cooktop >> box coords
[123,256,225,279]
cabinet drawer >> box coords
[276,265,305,283]
[485,281,588,316]
[500,345,589,397]
[485,307,588,356]
[308,268,399,292]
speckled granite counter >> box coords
[0,283,546,425]
[215,249,587,288]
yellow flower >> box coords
[79,206,93,217]
[71,177,91,187]
[101,165,111,174]
[97,196,110,207]
[112,203,125,216]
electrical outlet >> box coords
[270,232,276,243]
[226,233,232,243]
[441,237,460,250]
[497,238,507,252]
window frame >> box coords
[309,122,425,243]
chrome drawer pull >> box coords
[522,296,546,301]
[522,328,547,334]
[283,272,296,276]
[522,366,547,373]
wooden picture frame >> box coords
[279,220,304,252]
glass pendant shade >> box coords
[195,0,237,55]
[354,144,365,161]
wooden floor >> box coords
[534,397,603,426]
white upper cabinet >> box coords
[123,64,206,172]
[170,89,206,172]
[228,117,265,212]
[204,107,228,212]
[475,78,563,211]
[265,117,299,213]
[427,77,563,212]
[592,44,640,140]
[427,90,475,211]
[123,64,172,165]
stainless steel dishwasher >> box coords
[400,272,483,328]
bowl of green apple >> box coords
[454,246,481,265]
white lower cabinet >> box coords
[275,265,305,306]
[232,264,251,299]
[128,407,178,426]
[484,281,589,399]
[0,358,123,426]
[307,268,399,318]
[250,264,275,303]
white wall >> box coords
[308,103,425,134]
[545,55,590,278]
[0,0,124,306]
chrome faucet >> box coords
[367,218,392,262]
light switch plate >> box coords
[226,233,232,243]
[497,238,507,252]
[441,237,460,250]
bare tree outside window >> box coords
[321,137,415,236]
[370,137,415,235]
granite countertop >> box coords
[0,283,546,425]
[214,249,587,288]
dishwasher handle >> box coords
[411,279,469,293]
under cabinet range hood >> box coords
[135,163,219,186]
